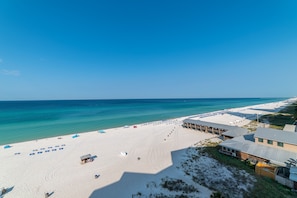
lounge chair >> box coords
[94,174,100,179]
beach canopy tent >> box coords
[80,154,92,164]
[72,134,79,138]
[121,151,127,156]
[3,145,11,149]
[98,130,105,133]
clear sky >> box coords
[0,0,296,100]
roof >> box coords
[222,129,248,138]
[80,154,91,160]
[183,119,248,138]
[255,128,297,146]
[283,124,296,132]
[220,135,297,166]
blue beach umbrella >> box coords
[98,130,105,133]
[4,145,11,149]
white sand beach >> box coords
[0,98,296,198]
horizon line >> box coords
[0,96,292,102]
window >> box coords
[258,138,263,143]
[277,142,284,147]
[267,140,273,145]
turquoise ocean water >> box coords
[0,98,287,145]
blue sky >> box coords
[0,0,296,100]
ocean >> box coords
[0,98,287,145]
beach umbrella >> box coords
[98,130,105,133]
[3,145,11,149]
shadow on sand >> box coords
[250,107,282,113]
[45,191,54,197]
[1,186,14,197]
[89,148,188,198]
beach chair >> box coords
[94,174,100,179]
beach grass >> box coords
[203,144,297,198]
[260,102,297,129]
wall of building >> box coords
[255,137,297,152]
[283,143,297,152]
[236,151,267,164]
[183,122,226,136]
[275,175,294,189]
[219,146,237,157]
[223,135,233,140]
[220,147,267,163]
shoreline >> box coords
[1,98,296,198]
[1,97,295,147]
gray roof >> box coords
[183,119,248,138]
[80,154,91,160]
[222,129,248,138]
[255,128,297,146]
[220,135,297,166]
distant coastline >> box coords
[0,98,289,145]
[0,97,288,102]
